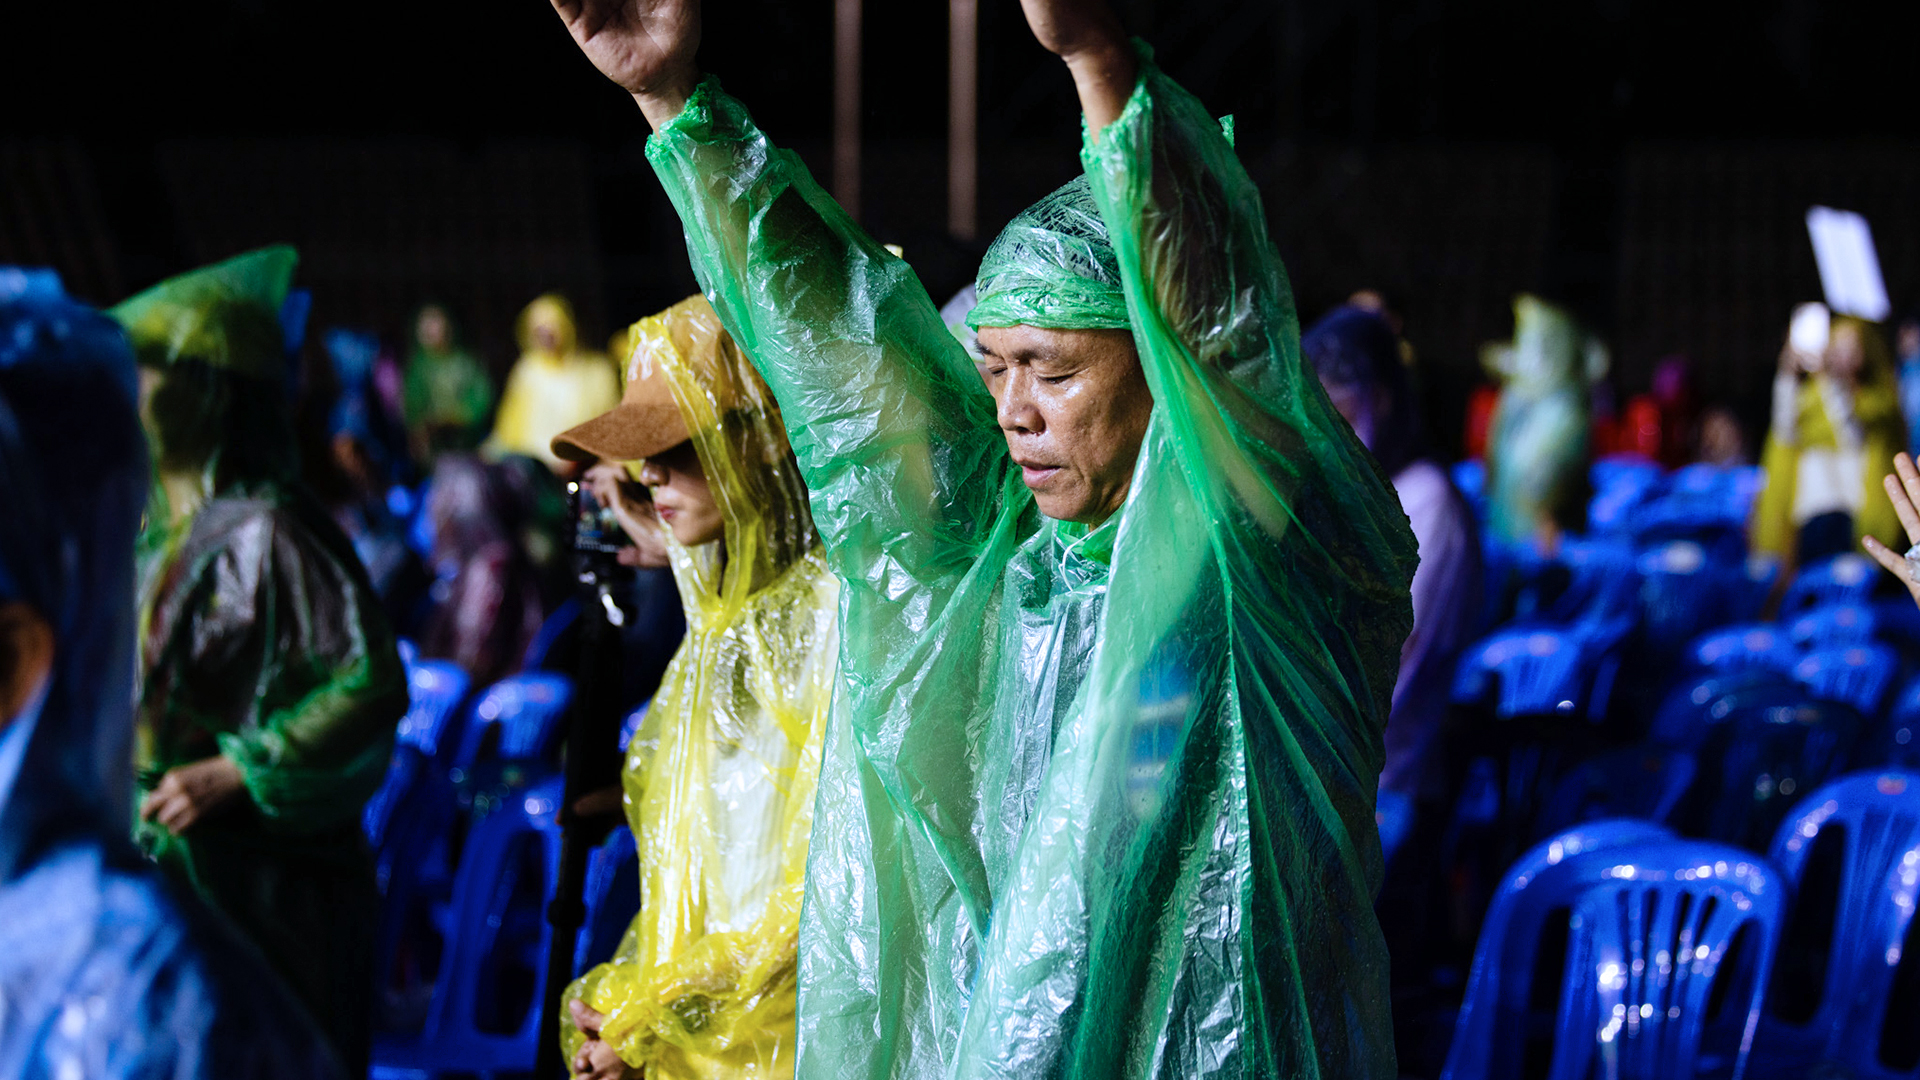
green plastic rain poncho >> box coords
[646,43,1416,1080]
[559,296,840,1078]
[115,247,407,1076]
[1481,294,1606,546]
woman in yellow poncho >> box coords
[548,295,838,1080]
[1755,309,1907,564]
[487,293,621,470]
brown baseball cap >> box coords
[550,350,689,464]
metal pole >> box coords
[835,0,862,220]
[948,0,978,241]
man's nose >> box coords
[996,368,1044,434]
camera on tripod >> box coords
[568,479,634,626]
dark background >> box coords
[4,0,1917,454]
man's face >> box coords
[974,325,1153,525]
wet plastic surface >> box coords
[116,248,407,1071]
[647,44,1416,1079]
[0,267,342,1078]
[559,297,839,1079]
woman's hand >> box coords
[584,463,671,568]
[569,999,642,1080]
[1862,452,1920,606]
[1015,0,1135,134]
[549,0,701,131]
[140,755,247,835]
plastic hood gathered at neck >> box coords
[560,295,839,1079]
[645,42,1416,1080]
[0,267,340,1078]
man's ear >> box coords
[0,602,54,728]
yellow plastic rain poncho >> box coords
[1754,314,1906,559]
[487,294,620,468]
[560,296,840,1079]
[646,43,1416,1080]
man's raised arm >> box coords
[549,0,1016,588]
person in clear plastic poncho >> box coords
[549,295,839,1080]
[113,246,408,1076]
[0,267,342,1078]
[552,0,1416,1075]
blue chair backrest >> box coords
[1591,456,1664,499]
[1648,668,1806,750]
[1455,628,1591,718]
[573,826,641,978]
[1726,556,1782,623]
[1532,745,1696,841]
[364,659,472,851]
[1446,818,1676,1080]
[1789,603,1879,650]
[1759,771,1920,1079]
[456,672,574,768]
[1377,789,1415,866]
[1548,537,1643,623]
[618,701,650,753]
[521,597,580,673]
[1689,624,1800,676]
[1552,842,1783,1080]
[372,778,564,1075]
[397,659,472,758]
[1793,642,1899,715]
[1782,553,1879,616]
[1688,700,1867,850]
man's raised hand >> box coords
[1014,0,1135,133]
[549,0,701,130]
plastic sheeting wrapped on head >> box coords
[0,267,343,1079]
[559,296,838,1079]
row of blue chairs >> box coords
[1443,769,1920,1080]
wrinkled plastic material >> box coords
[116,251,406,1073]
[1481,294,1603,545]
[488,294,619,469]
[560,296,839,1078]
[0,268,342,1078]
[968,179,1130,331]
[648,45,1415,1080]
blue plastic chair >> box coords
[1781,553,1879,616]
[573,825,641,978]
[1537,537,1642,625]
[1752,772,1920,1078]
[1444,827,1782,1080]
[1552,842,1783,1080]
[1377,788,1415,866]
[1858,676,1920,771]
[372,778,564,1079]
[1531,745,1696,841]
[1687,700,1867,850]
[521,597,580,673]
[1726,556,1783,624]
[453,672,574,770]
[1591,456,1664,501]
[1455,628,1594,718]
[366,658,472,854]
[1689,624,1800,676]
[1447,818,1677,1079]
[1792,643,1899,715]
[1648,668,1806,750]
[1789,603,1879,650]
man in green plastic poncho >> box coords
[116,246,407,1076]
[552,1,1417,1076]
